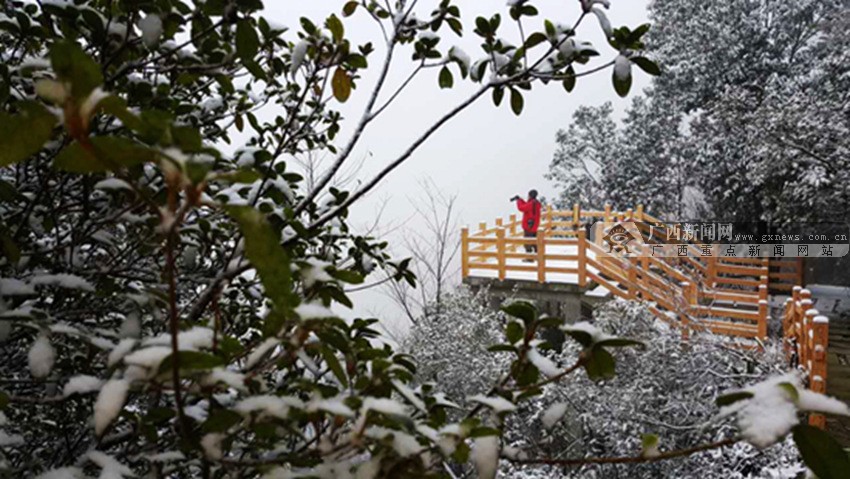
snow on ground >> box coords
[806,284,850,314]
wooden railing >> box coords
[462,203,827,427]
[784,287,830,428]
[462,204,804,341]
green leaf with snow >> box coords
[583,346,616,381]
[777,382,800,402]
[613,72,631,98]
[715,391,754,407]
[510,89,524,116]
[596,337,644,348]
[641,433,660,457]
[329,268,363,284]
[439,66,453,89]
[332,67,351,103]
[631,56,661,76]
[54,137,158,172]
[49,41,102,100]
[157,351,225,374]
[202,409,243,433]
[226,206,294,316]
[505,321,524,344]
[501,300,536,324]
[0,101,55,167]
[320,345,348,388]
[236,20,260,62]
[563,329,593,347]
[325,14,344,42]
[792,424,850,479]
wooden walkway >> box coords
[463,204,832,430]
[462,205,805,341]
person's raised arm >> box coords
[516,198,531,213]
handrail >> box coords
[462,202,825,428]
[783,287,829,428]
[462,203,780,341]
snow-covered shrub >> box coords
[403,288,510,407]
[0,1,667,477]
[501,299,805,478]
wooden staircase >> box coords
[463,204,830,430]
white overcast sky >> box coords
[262,1,651,329]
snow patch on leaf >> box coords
[94,379,129,435]
[28,334,55,378]
[63,375,104,397]
[541,402,569,429]
[469,394,516,413]
[472,435,500,479]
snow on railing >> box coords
[461,204,771,341]
[783,287,830,429]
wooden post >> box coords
[783,297,794,357]
[636,204,644,221]
[626,208,634,221]
[461,227,470,278]
[707,256,717,289]
[573,203,580,229]
[545,204,553,231]
[578,229,587,288]
[537,233,546,283]
[796,257,805,287]
[681,281,692,341]
[509,214,517,237]
[798,298,812,367]
[496,228,506,281]
[758,297,768,341]
[803,308,818,374]
[690,281,699,311]
[810,315,829,428]
[758,281,768,340]
[479,221,487,233]
[604,204,612,223]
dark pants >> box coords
[524,230,537,254]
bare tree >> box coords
[385,179,461,324]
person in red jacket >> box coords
[511,189,542,257]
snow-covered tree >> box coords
[546,102,619,209]
[0,0,847,477]
[549,0,849,223]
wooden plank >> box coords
[587,271,627,298]
[697,306,760,321]
[545,266,579,275]
[705,291,760,304]
[467,263,498,271]
[545,254,579,261]
[719,257,764,265]
[717,264,765,276]
[699,321,759,337]
[715,277,761,288]
[769,272,799,280]
[504,264,537,273]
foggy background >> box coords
[262,1,651,330]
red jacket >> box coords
[516,198,541,233]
